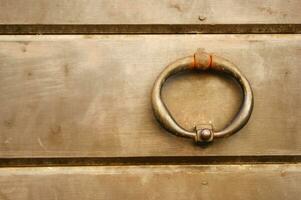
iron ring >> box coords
[151,49,254,143]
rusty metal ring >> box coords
[151,50,254,143]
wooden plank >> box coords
[0,0,300,24]
[0,35,300,157]
[0,164,300,199]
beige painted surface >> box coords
[0,164,300,199]
[0,35,300,157]
[0,0,300,24]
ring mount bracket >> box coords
[151,49,254,145]
[194,49,212,70]
[195,124,214,143]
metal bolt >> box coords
[201,129,212,141]
[195,126,214,143]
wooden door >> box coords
[0,1,300,199]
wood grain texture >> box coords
[0,35,300,157]
[0,0,300,24]
[0,164,300,200]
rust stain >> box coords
[208,55,212,68]
[192,54,196,69]
[193,50,212,70]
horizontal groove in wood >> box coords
[0,156,300,167]
[0,24,300,34]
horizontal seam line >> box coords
[0,24,300,35]
[0,156,301,167]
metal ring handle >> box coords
[151,50,254,143]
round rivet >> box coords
[201,129,212,141]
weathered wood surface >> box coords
[0,164,300,200]
[0,35,300,157]
[0,0,300,24]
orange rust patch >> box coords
[193,54,196,69]
[209,54,212,68]
[193,51,211,70]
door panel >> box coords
[0,35,300,157]
[0,1,300,199]
[0,164,300,200]
[0,0,300,24]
